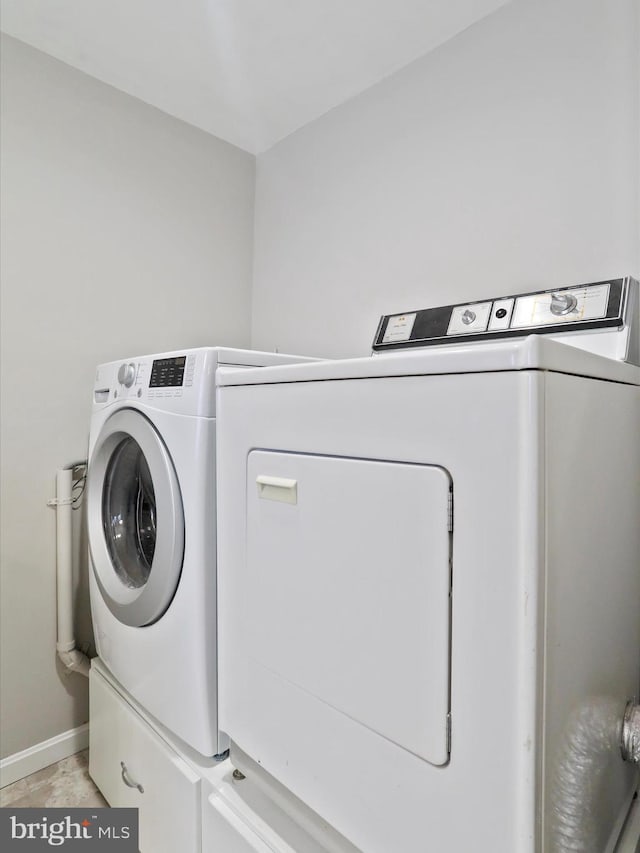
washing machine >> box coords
[216,278,640,852]
[87,347,314,759]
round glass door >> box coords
[102,436,156,589]
[87,408,184,627]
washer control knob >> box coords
[550,292,578,316]
[461,309,476,326]
[117,363,136,388]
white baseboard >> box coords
[0,723,90,788]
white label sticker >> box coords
[382,313,417,343]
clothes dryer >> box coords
[216,279,640,852]
[87,347,313,758]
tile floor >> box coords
[0,749,107,808]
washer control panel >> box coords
[373,278,628,352]
[93,351,213,415]
[97,353,200,404]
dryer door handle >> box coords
[256,475,298,505]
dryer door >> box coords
[245,451,452,767]
[87,408,184,627]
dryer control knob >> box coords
[118,363,136,388]
[550,292,578,316]
[461,309,476,326]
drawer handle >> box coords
[120,761,144,793]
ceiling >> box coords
[0,0,509,153]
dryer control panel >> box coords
[373,277,638,364]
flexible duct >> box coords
[549,696,630,852]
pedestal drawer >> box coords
[89,666,200,853]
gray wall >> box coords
[251,0,640,358]
[0,35,255,759]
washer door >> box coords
[87,408,184,627]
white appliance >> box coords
[216,278,640,852]
[87,347,314,759]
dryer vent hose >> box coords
[549,697,639,853]
[53,465,90,678]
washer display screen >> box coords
[150,356,186,387]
